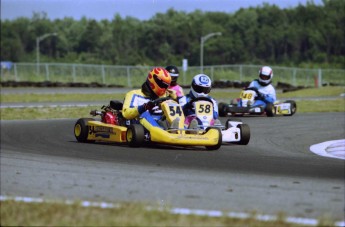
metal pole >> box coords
[200,37,204,73]
[318,68,322,88]
[36,37,39,76]
[36,33,57,77]
[200,32,222,74]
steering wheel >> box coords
[244,87,259,93]
[147,96,173,114]
[186,96,213,110]
[152,96,172,106]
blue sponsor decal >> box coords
[141,111,161,127]
[95,133,110,138]
[199,75,209,84]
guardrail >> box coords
[1,63,344,88]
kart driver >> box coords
[165,65,184,98]
[122,67,173,120]
[178,74,221,129]
[245,66,277,107]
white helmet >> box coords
[258,66,273,85]
[190,74,212,98]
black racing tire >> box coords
[284,100,297,116]
[225,118,242,130]
[236,124,250,145]
[218,102,228,117]
[126,124,145,147]
[265,103,275,117]
[74,118,95,143]
[205,127,222,150]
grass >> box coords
[278,87,345,98]
[0,93,126,103]
[1,199,332,227]
[0,98,344,120]
[0,87,344,120]
[1,87,344,103]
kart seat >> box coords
[110,100,123,111]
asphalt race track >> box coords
[1,113,344,221]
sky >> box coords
[1,0,324,21]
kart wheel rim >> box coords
[74,124,81,136]
[126,129,133,142]
[292,106,296,113]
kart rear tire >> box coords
[265,103,275,117]
[74,118,95,143]
[126,124,145,147]
[205,127,222,150]
[218,102,228,117]
[284,100,297,116]
[236,123,250,145]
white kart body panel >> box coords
[222,127,241,142]
[221,120,243,143]
[274,102,292,115]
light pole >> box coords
[200,32,222,73]
[36,32,57,76]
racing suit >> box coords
[247,79,276,107]
[168,84,184,98]
[122,89,153,120]
[178,93,219,126]
[122,82,176,130]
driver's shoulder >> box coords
[126,89,143,96]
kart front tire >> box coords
[126,124,145,147]
[265,103,275,117]
[74,118,95,143]
[218,102,228,117]
[237,124,250,145]
[284,100,297,116]
[205,127,222,150]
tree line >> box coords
[1,0,344,68]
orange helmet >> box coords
[147,67,171,97]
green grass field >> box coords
[1,199,336,227]
[1,86,344,120]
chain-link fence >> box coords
[1,63,344,88]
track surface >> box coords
[1,113,344,220]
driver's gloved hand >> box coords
[184,101,193,111]
[138,101,155,114]
[167,89,177,100]
[144,100,155,110]
[256,92,265,100]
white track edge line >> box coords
[1,195,344,226]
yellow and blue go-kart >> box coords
[126,97,222,150]
[74,98,222,150]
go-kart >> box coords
[74,100,128,143]
[185,97,250,145]
[74,98,223,150]
[126,97,222,150]
[218,87,297,117]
